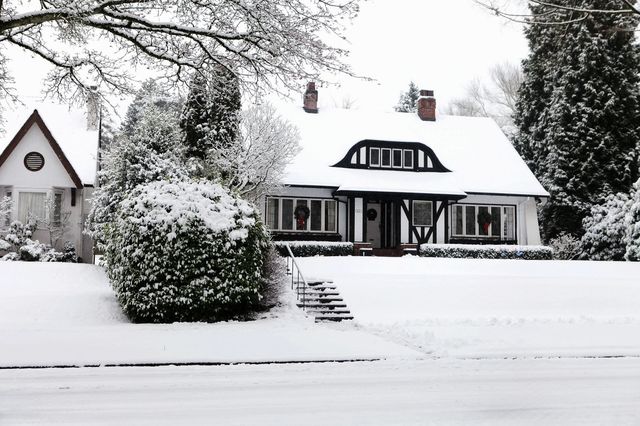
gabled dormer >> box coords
[332,139,450,172]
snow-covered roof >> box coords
[277,105,549,198]
[0,101,99,186]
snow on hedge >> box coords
[419,243,553,260]
[105,180,269,323]
[272,241,353,257]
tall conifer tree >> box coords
[514,0,640,241]
[180,66,241,160]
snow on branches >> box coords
[0,0,360,104]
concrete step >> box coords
[297,303,347,309]
[306,309,352,315]
[315,315,354,322]
[300,296,344,302]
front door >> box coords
[366,201,382,248]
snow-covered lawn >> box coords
[298,256,640,358]
[0,262,418,367]
[2,358,640,425]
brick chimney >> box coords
[303,82,318,113]
[417,89,436,121]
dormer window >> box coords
[370,148,380,166]
[334,139,450,173]
[381,149,391,167]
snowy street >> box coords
[2,358,640,425]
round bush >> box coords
[105,180,269,323]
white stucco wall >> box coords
[0,123,93,261]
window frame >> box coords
[51,189,64,228]
[412,200,433,227]
[392,149,403,169]
[266,197,339,234]
[450,203,517,240]
[381,148,392,168]
[1,186,13,229]
[17,191,47,225]
[403,149,414,170]
[369,147,380,167]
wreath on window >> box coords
[477,210,493,234]
[294,204,310,230]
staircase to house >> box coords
[284,244,353,323]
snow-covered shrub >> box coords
[0,220,77,262]
[105,180,269,323]
[418,244,553,260]
[272,241,354,257]
[548,232,581,260]
[580,192,631,261]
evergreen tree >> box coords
[180,67,241,160]
[87,89,186,246]
[514,0,640,241]
[394,81,420,113]
[624,180,640,261]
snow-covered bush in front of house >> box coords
[418,244,553,260]
[0,221,78,262]
[272,241,354,257]
[548,232,581,260]
[104,179,269,323]
[580,192,631,261]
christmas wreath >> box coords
[366,208,378,221]
[477,210,493,234]
[294,204,310,230]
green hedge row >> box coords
[419,244,553,260]
[273,241,353,257]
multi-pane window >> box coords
[370,147,415,170]
[451,204,516,240]
[18,192,47,224]
[412,201,433,226]
[266,198,338,233]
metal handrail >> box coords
[284,243,308,310]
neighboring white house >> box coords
[0,102,99,262]
[262,84,549,253]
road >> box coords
[2,357,640,425]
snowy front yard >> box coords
[0,262,417,368]
[2,257,640,367]
[299,256,640,358]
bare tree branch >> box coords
[0,0,364,106]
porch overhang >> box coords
[334,189,467,201]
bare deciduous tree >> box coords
[0,1,361,105]
[206,102,300,203]
[444,62,523,137]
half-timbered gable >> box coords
[262,83,549,253]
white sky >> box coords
[4,0,528,115]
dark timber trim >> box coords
[332,139,451,172]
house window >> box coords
[403,150,414,169]
[52,191,63,227]
[18,192,46,224]
[392,149,403,168]
[412,201,433,227]
[370,148,380,167]
[381,149,391,167]
[266,197,338,233]
[451,203,516,240]
[1,188,12,228]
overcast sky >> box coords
[5,0,528,115]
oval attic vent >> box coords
[24,152,45,172]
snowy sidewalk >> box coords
[0,263,420,368]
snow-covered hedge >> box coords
[0,222,77,262]
[105,180,269,323]
[272,241,353,257]
[418,244,553,260]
